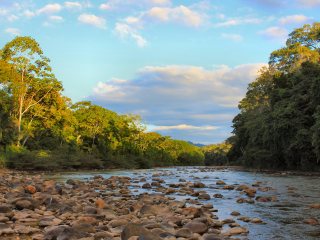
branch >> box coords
[22,86,54,115]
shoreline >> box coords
[2,165,320,177]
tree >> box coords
[1,36,63,146]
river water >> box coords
[47,167,320,240]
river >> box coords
[47,167,320,240]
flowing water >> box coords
[47,167,320,240]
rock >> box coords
[223,185,234,190]
[223,227,248,236]
[198,193,211,200]
[84,206,98,214]
[194,182,206,188]
[175,228,192,238]
[0,205,12,213]
[39,216,63,227]
[304,218,319,225]
[231,211,240,216]
[25,185,37,194]
[216,180,226,185]
[15,199,34,210]
[244,188,256,197]
[121,223,162,240]
[109,219,128,228]
[213,194,223,198]
[142,183,151,189]
[95,198,106,209]
[15,225,40,234]
[202,233,223,240]
[184,221,207,234]
[0,223,14,235]
[310,204,320,209]
[44,225,90,240]
[251,218,263,224]
[94,231,113,240]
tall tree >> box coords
[1,36,63,146]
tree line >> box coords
[0,36,205,170]
[228,22,320,171]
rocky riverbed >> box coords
[0,167,319,240]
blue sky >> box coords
[0,0,319,144]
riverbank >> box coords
[0,170,243,240]
[0,167,319,239]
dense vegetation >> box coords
[202,143,232,166]
[228,22,320,171]
[0,36,204,170]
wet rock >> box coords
[251,218,263,224]
[193,182,206,188]
[223,227,248,236]
[231,211,240,216]
[216,180,226,185]
[198,193,211,200]
[310,204,320,209]
[213,194,223,198]
[142,183,151,189]
[303,218,319,225]
[223,185,235,190]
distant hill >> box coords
[188,141,206,147]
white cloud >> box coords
[92,63,265,109]
[37,3,62,15]
[279,14,311,25]
[23,10,36,18]
[149,124,219,131]
[5,28,20,36]
[115,23,147,47]
[221,33,243,42]
[49,15,64,22]
[64,1,82,9]
[146,5,205,27]
[297,0,320,6]
[99,0,172,10]
[215,17,261,27]
[78,14,106,29]
[259,26,288,39]
[7,14,19,22]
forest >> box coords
[228,22,320,171]
[0,36,204,170]
[1,22,319,171]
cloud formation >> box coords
[37,3,62,15]
[78,13,106,29]
[221,33,243,42]
[259,26,288,39]
[279,14,311,25]
[90,63,265,143]
[5,27,20,35]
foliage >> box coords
[0,36,204,170]
[202,143,232,166]
[229,22,320,171]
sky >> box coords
[0,0,319,144]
